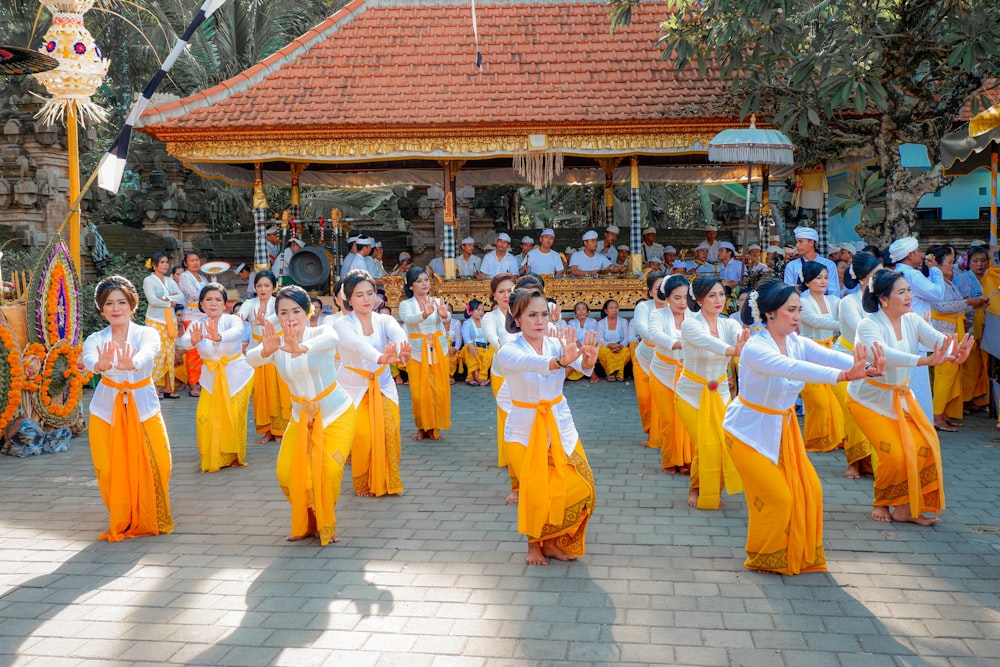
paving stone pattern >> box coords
[0,381,998,666]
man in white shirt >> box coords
[783,226,840,295]
[367,241,387,280]
[891,236,945,421]
[428,242,445,276]
[341,235,373,278]
[687,242,716,275]
[569,231,613,277]
[610,244,630,274]
[525,228,565,276]
[272,237,303,280]
[518,236,534,274]
[641,227,664,264]
[596,225,620,261]
[480,232,520,277]
[456,237,484,278]
[233,262,256,298]
[704,224,721,262]
[717,241,743,286]
[265,226,281,266]
[746,244,769,274]
[662,245,677,268]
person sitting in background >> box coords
[444,302,463,384]
[690,243,716,274]
[428,243,445,276]
[567,301,599,382]
[662,245,678,267]
[518,236,535,275]
[596,299,630,381]
[610,245,630,274]
[717,241,743,287]
[389,251,414,277]
[461,299,493,386]
[596,225,620,260]
[481,233,520,277]
[233,263,256,299]
[569,231,613,277]
[524,228,565,277]
[456,237,484,279]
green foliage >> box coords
[605,0,1000,243]
[829,169,886,225]
[80,253,150,337]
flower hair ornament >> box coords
[145,258,152,270]
[465,304,472,317]
[748,290,761,324]
[848,263,857,280]
[798,264,805,283]
[688,283,696,300]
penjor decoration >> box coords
[33,0,110,127]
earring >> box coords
[768,315,774,321]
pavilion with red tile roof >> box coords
[138,0,774,279]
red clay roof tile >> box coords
[141,0,730,139]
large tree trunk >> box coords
[854,115,947,248]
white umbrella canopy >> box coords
[707,116,795,166]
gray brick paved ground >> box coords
[0,380,998,666]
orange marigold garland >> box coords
[20,342,47,393]
[0,325,24,431]
[39,341,83,420]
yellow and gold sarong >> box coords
[632,341,654,434]
[801,336,846,453]
[251,359,291,437]
[89,377,174,542]
[961,309,989,405]
[279,383,356,545]
[848,382,945,516]
[145,318,176,391]
[346,366,404,497]
[504,396,595,557]
[463,343,495,379]
[677,369,742,510]
[651,353,692,469]
[727,398,826,575]
[597,345,631,378]
[931,312,965,421]
[408,332,452,436]
[196,354,250,472]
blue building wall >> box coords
[827,144,995,243]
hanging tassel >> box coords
[513,149,563,189]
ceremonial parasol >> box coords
[708,116,795,254]
[0,45,58,76]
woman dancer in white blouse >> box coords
[647,275,693,473]
[142,253,184,399]
[246,286,358,545]
[797,261,848,457]
[176,251,209,397]
[847,269,972,525]
[399,267,451,440]
[723,279,883,574]
[497,287,598,566]
[240,270,291,443]
[82,276,174,541]
[677,276,749,510]
[483,273,519,499]
[835,252,882,478]
[334,270,412,497]
[178,284,254,472]
[631,272,667,446]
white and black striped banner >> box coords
[98,0,229,193]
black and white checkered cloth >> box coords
[253,207,269,267]
[817,191,829,256]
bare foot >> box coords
[505,490,519,504]
[891,505,939,526]
[357,490,375,497]
[844,463,861,479]
[412,429,426,441]
[427,431,441,441]
[871,506,891,522]
[664,466,678,474]
[640,439,649,448]
[286,533,310,542]
[541,542,576,561]
[258,433,274,444]
[687,488,699,507]
[679,465,691,475]
[589,374,600,384]
[273,436,282,445]
[330,534,341,543]
[526,542,548,566]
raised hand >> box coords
[580,329,599,368]
[281,319,304,354]
[435,298,449,320]
[559,328,583,367]
[254,306,267,327]
[260,319,281,357]
[868,341,886,376]
[733,327,751,357]
[842,343,870,381]
[189,321,204,346]
[97,341,117,372]
[115,342,136,371]
[378,342,399,366]
[924,335,952,367]
[420,298,435,319]
[951,333,974,365]
[549,302,562,323]
[204,317,220,343]
[398,341,413,364]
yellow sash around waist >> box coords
[186,302,198,309]
[931,311,966,338]
[164,305,177,340]
[202,354,242,456]
[99,376,157,541]
[815,335,836,348]
[737,396,820,575]
[681,368,742,506]
[346,364,388,489]
[655,350,683,385]
[864,377,945,512]
[837,335,854,351]
[409,331,450,408]
[288,381,341,532]
[511,395,568,538]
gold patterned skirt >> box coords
[145,318,176,391]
